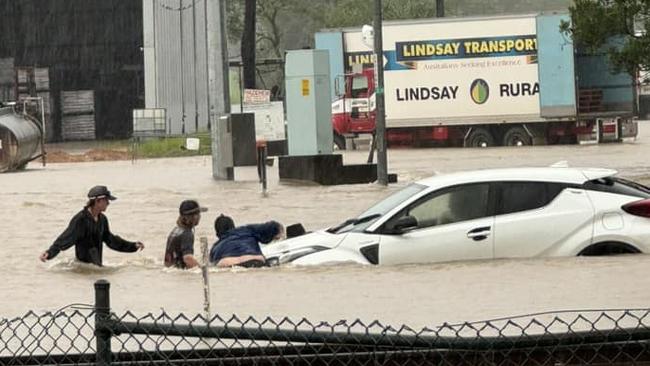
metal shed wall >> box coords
[144,0,210,135]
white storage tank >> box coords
[0,107,44,172]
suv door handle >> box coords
[467,226,491,241]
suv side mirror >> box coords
[389,215,418,234]
[334,75,345,97]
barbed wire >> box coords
[445,307,650,327]
[158,0,203,12]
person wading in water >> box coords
[164,199,207,269]
[39,185,145,266]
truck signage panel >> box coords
[343,16,541,122]
[396,35,537,61]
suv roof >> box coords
[416,167,617,189]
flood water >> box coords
[2,127,650,329]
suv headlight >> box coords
[274,246,329,265]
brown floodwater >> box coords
[2,126,650,330]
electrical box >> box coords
[284,50,333,156]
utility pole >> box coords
[436,0,445,17]
[206,0,234,180]
[374,0,388,185]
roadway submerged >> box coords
[2,125,650,328]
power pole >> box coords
[207,0,234,180]
[436,0,445,17]
[374,0,388,185]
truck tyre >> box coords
[502,126,532,146]
[465,127,495,148]
[333,133,346,150]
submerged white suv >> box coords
[263,167,650,266]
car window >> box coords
[358,183,427,219]
[497,182,566,215]
[351,75,369,98]
[400,183,490,229]
[334,183,427,234]
[583,176,650,198]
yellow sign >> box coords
[301,79,310,96]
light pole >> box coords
[374,0,388,185]
[207,0,234,180]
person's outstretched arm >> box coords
[102,217,144,252]
[180,230,198,269]
[183,254,200,268]
[249,221,284,244]
[40,212,83,262]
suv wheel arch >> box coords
[577,242,641,256]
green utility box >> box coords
[284,50,333,156]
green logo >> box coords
[470,79,489,104]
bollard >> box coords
[367,132,377,164]
[256,142,268,195]
[94,279,112,366]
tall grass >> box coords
[130,134,212,158]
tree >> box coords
[323,0,442,28]
[227,0,330,95]
[561,0,650,77]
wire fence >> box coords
[1,281,650,365]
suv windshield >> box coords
[328,183,427,234]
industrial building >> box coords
[0,0,143,142]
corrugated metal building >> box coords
[0,0,143,141]
[143,0,211,135]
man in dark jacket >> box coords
[209,214,283,268]
[39,185,145,266]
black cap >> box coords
[87,185,116,200]
[179,200,208,215]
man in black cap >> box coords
[164,199,207,269]
[39,185,145,266]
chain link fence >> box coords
[2,281,650,365]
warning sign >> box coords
[243,89,271,104]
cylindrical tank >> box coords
[0,107,43,172]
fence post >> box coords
[200,237,211,319]
[94,279,112,366]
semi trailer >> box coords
[315,13,639,148]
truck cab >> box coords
[331,69,376,149]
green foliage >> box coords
[323,0,441,28]
[227,0,442,57]
[562,0,650,76]
[227,0,329,57]
[130,135,212,158]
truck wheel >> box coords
[465,127,495,148]
[502,126,532,146]
[334,133,347,150]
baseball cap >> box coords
[87,185,117,200]
[179,200,208,215]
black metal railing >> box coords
[1,279,649,365]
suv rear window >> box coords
[497,182,567,215]
[583,177,650,198]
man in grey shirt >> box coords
[164,200,207,269]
